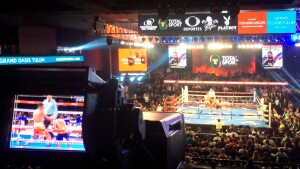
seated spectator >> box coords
[217,148,228,159]
[228,124,237,132]
[213,133,221,142]
[251,150,261,162]
[271,148,289,163]
[239,145,248,156]
[244,158,259,169]
[210,160,217,169]
[261,152,272,163]
[186,134,196,147]
[218,137,227,149]
[181,156,194,169]
[239,125,250,135]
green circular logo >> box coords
[210,54,221,68]
[158,19,168,30]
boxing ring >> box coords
[165,87,268,128]
[10,95,85,151]
[183,90,266,127]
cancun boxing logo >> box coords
[140,18,157,30]
[210,54,222,68]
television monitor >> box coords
[118,48,147,72]
[168,45,187,68]
[9,94,85,151]
[262,44,283,69]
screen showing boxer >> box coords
[168,45,187,68]
[9,94,85,151]
[262,44,283,69]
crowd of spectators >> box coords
[123,67,300,168]
[124,67,300,112]
[182,125,300,168]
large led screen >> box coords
[168,45,187,68]
[262,44,283,69]
[118,49,147,72]
[267,11,296,33]
[192,48,256,76]
[9,95,85,151]
[238,12,267,34]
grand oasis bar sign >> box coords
[138,11,296,36]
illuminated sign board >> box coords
[262,44,283,69]
[138,14,237,36]
[238,12,267,34]
[118,48,147,72]
[0,56,84,65]
[267,11,296,33]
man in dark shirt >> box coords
[264,51,275,67]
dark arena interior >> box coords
[1,0,300,169]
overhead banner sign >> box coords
[267,11,296,33]
[238,12,267,34]
[138,14,238,36]
[0,56,84,65]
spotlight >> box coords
[176,37,182,43]
[227,0,240,19]
[106,37,113,45]
[158,1,169,20]
[210,0,222,14]
[149,37,153,42]
[193,37,199,43]
[155,37,160,43]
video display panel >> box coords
[267,11,296,33]
[168,45,187,68]
[238,11,267,34]
[118,49,147,72]
[262,44,283,69]
[9,95,85,151]
[192,48,256,76]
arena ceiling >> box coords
[0,0,299,31]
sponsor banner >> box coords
[192,49,256,76]
[267,11,296,33]
[138,14,237,36]
[238,12,267,34]
[262,44,283,69]
[118,48,147,72]
[0,56,84,65]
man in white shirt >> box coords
[208,88,216,99]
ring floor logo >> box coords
[140,18,157,30]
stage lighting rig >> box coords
[227,0,240,19]
[210,0,223,14]
[106,36,113,45]
[174,0,186,15]
[158,0,170,20]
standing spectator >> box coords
[215,119,223,133]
